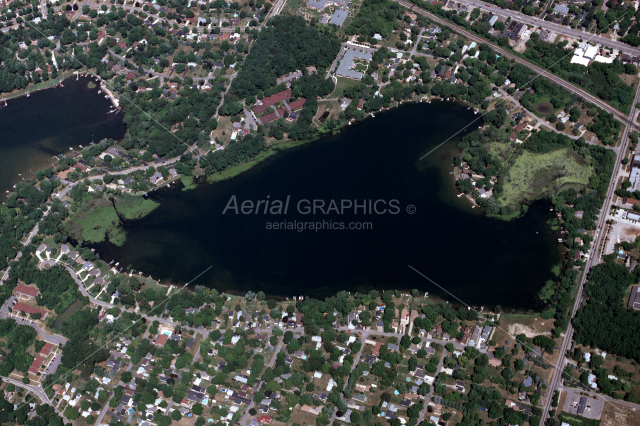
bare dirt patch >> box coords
[620,74,637,87]
[600,400,640,426]
[507,323,552,338]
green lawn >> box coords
[499,148,593,206]
[64,196,159,245]
[180,175,197,191]
[354,63,368,72]
[328,76,361,99]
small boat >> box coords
[79,145,83,148]
[98,90,102,94]
[371,114,375,118]
[26,93,30,97]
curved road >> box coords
[0,375,68,423]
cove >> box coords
[92,102,561,310]
[0,76,126,193]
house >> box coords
[40,343,55,357]
[150,172,163,184]
[155,334,168,346]
[329,10,348,26]
[629,286,640,310]
[553,4,570,14]
[12,302,47,319]
[577,396,588,415]
[252,89,292,115]
[28,356,45,374]
[352,394,367,403]
[305,0,346,11]
[16,284,40,299]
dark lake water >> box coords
[0,76,126,193]
[93,102,561,309]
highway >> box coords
[539,60,640,424]
[393,1,640,421]
[453,0,640,56]
[393,0,638,128]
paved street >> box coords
[0,375,68,422]
[0,296,68,345]
[454,0,640,56]
[393,0,638,129]
[540,48,640,425]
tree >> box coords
[64,407,79,421]
[121,371,132,383]
[171,409,182,420]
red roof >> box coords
[257,415,272,424]
[624,198,640,205]
[13,302,47,318]
[28,356,45,374]
[40,343,54,357]
[288,98,306,111]
[155,334,168,346]
[252,89,292,114]
[258,111,279,124]
[372,342,382,356]
[514,122,527,132]
[16,284,39,298]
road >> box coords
[417,347,446,425]
[239,336,285,426]
[0,375,68,423]
[93,396,113,425]
[454,0,640,56]
[392,0,637,129]
[539,66,640,423]
[0,296,68,345]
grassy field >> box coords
[180,175,197,191]
[64,196,159,245]
[328,76,361,99]
[499,148,593,206]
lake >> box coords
[92,102,562,309]
[0,76,126,193]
